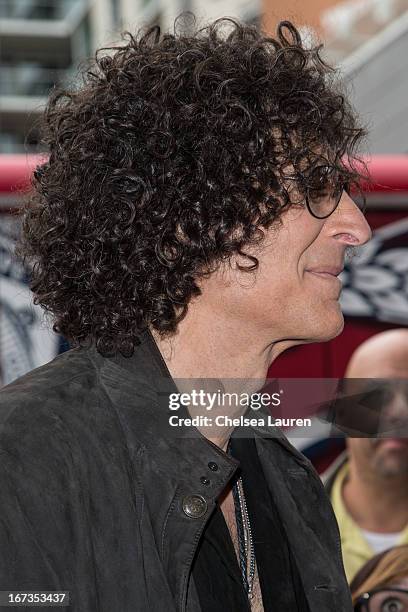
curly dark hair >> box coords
[16,15,367,357]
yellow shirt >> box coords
[330,461,408,583]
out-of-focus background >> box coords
[2,0,408,155]
[1,0,407,402]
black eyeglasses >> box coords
[354,587,408,612]
[304,164,350,219]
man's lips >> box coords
[307,266,344,276]
[306,266,344,279]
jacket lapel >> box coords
[253,430,352,610]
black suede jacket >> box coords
[0,328,352,611]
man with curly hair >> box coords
[0,16,371,612]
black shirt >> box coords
[192,435,311,611]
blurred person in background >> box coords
[323,330,408,583]
[0,15,371,612]
[351,544,408,611]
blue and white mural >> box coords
[340,217,408,325]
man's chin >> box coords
[307,310,344,343]
[374,454,408,477]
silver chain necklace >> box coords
[234,475,256,599]
[227,439,256,600]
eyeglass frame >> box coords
[354,586,408,611]
[283,164,351,220]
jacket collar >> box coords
[94,325,309,474]
[93,326,241,492]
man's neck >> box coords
[150,303,293,451]
[152,315,274,382]
[342,462,408,533]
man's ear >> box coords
[223,253,259,291]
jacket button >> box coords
[182,495,208,519]
[208,461,218,471]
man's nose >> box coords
[327,191,372,246]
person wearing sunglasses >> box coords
[322,331,408,584]
[0,15,371,612]
[351,545,408,611]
